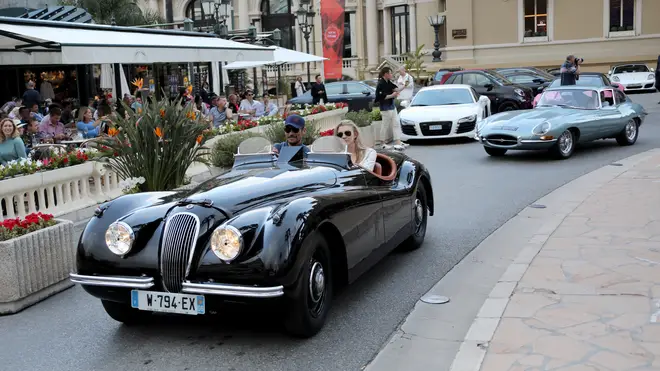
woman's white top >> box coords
[359,147,377,171]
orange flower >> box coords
[196,135,203,144]
[186,111,197,120]
[154,127,163,138]
[137,108,142,114]
[108,128,118,137]
[160,109,165,118]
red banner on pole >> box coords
[320,0,345,80]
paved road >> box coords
[1,93,658,371]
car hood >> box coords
[613,72,653,81]
[482,107,586,131]
[400,104,479,122]
[168,165,338,214]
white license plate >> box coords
[429,125,444,130]
[131,290,205,315]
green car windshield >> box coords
[548,75,605,88]
[536,89,600,110]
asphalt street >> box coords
[1,92,659,371]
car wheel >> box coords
[484,147,507,156]
[399,182,428,251]
[550,129,575,159]
[616,119,638,146]
[101,300,150,325]
[498,102,518,112]
[284,232,333,338]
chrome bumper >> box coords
[70,273,284,298]
[69,273,155,289]
[182,281,284,298]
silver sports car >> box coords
[477,86,648,159]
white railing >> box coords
[0,162,123,221]
[342,58,359,68]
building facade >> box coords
[144,0,659,79]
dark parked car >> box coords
[494,67,555,81]
[547,68,561,76]
[441,69,534,113]
[70,136,434,338]
[287,81,375,111]
[497,70,553,96]
[429,67,464,85]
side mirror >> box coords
[651,68,655,72]
[400,100,410,108]
[362,90,371,95]
[532,78,544,84]
[608,70,612,74]
[484,83,494,90]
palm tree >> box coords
[59,0,163,26]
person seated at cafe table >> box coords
[260,95,279,117]
[76,106,106,139]
[0,118,27,165]
[20,117,44,151]
[238,90,263,117]
[38,107,69,143]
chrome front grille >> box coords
[486,134,518,147]
[160,212,200,293]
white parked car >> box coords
[398,85,491,140]
[608,64,656,92]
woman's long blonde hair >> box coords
[0,118,20,142]
[334,119,368,164]
[78,106,91,122]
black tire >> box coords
[615,119,638,146]
[498,102,518,112]
[101,300,150,325]
[284,232,333,338]
[549,129,575,159]
[399,182,428,251]
[484,147,507,156]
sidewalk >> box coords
[451,151,660,371]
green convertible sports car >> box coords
[477,86,648,159]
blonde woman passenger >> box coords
[334,120,377,171]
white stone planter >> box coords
[358,125,375,147]
[371,120,391,143]
[0,219,75,314]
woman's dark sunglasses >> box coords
[336,131,352,138]
[284,126,300,133]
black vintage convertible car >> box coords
[70,136,434,337]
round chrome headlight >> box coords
[532,122,552,135]
[105,222,135,256]
[210,225,243,262]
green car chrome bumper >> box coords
[478,135,557,150]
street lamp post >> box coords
[202,0,231,93]
[296,0,315,85]
[428,14,445,62]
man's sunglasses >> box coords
[336,131,352,138]
[284,126,300,133]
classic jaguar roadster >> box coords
[70,136,434,337]
[478,86,647,159]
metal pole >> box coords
[305,33,311,84]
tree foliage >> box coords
[59,0,164,26]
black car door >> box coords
[332,168,384,277]
[462,72,499,105]
[505,72,548,95]
[343,82,375,111]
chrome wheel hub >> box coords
[309,261,325,303]
[558,131,573,154]
[414,198,424,226]
[625,120,637,141]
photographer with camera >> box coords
[560,55,583,86]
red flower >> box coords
[320,129,334,137]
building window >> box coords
[391,5,410,55]
[260,0,295,50]
[609,0,634,32]
[343,12,356,58]
[523,0,547,37]
[186,0,214,30]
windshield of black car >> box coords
[613,65,649,73]
[536,89,599,110]
[411,89,475,106]
[548,76,603,88]
[484,70,513,85]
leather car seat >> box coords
[374,154,397,181]
[373,162,383,176]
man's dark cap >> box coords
[284,114,305,129]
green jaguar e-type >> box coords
[477,86,648,159]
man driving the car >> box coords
[272,114,310,155]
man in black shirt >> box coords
[311,75,328,104]
[375,67,407,150]
[22,81,41,108]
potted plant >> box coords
[0,213,75,314]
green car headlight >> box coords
[105,222,135,256]
[211,225,243,262]
[532,122,552,135]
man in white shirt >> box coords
[396,67,415,101]
[239,90,263,117]
[261,95,279,117]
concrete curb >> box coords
[447,148,660,371]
